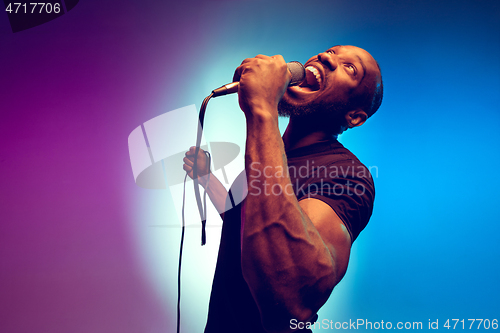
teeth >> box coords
[306,66,322,86]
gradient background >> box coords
[1,0,499,332]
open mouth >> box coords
[298,65,322,92]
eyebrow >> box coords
[333,46,367,82]
[355,54,367,83]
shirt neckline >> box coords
[285,138,343,159]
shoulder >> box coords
[299,198,352,283]
[291,142,375,242]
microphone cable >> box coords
[193,92,214,245]
[177,173,188,333]
[177,148,211,333]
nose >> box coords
[318,52,338,71]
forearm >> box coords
[241,111,335,331]
[199,173,228,218]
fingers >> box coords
[233,54,286,82]
[270,54,284,60]
[185,146,195,156]
[183,146,211,180]
[234,55,270,82]
[241,54,284,64]
[183,156,193,167]
[182,164,193,179]
[184,146,208,174]
[185,146,205,156]
[233,64,244,83]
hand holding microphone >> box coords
[212,56,305,97]
[212,55,305,116]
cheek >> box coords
[329,75,361,102]
[338,71,360,90]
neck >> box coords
[282,116,338,152]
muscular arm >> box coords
[236,56,352,332]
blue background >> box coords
[1,0,499,332]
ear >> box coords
[344,109,367,129]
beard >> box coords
[277,97,349,133]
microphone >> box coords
[211,61,305,97]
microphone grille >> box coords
[287,61,305,86]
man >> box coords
[183,45,383,333]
